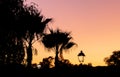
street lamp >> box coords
[78,50,85,64]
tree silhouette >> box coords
[0,0,25,65]
[42,29,76,69]
[0,0,52,67]
[104,50,120,66]
[22,6,52,68]
[39,56,54,69]
[58,59,73,69]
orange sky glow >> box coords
[26,0,120,66]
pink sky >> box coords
[26,0,120,66]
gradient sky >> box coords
[26,0,120,66]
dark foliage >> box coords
[0,0,25,65]
[104,50,120,66]
[42,29,76,69]
[0,0,52,67]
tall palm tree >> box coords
[18,4,52,67]
[42,29,76,69]
[0,0,52,67]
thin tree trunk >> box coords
[55,45,59,69]
[27,36,32,68]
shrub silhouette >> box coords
[39,56,54,69]
[104,50,120,66]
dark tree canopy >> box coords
[39,56,54,69]
[42,29,75,50]
[0,0,25,65]
[42,28,76,69]
[104,50,120,66]
[0,0,52,66]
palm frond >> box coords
[64,42,76,49]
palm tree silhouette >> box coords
[0,0,52,67]
[42,28,76,69]
[18,5,52,67]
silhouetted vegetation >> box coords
[0,0,52,67]
[0,0,25,65]
[0,0,120,77]
[104,50,120,66]
[39,56,54,69]
[42,28,76,69]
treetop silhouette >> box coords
[0,0,52,67]
[42,28,76,69]
[104,50,120,66]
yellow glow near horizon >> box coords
[26,0,120,66]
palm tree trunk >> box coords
[55,45,59,69]
[27,36,32,68]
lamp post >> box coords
[78,50,85,65]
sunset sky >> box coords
[26,0,120,66]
